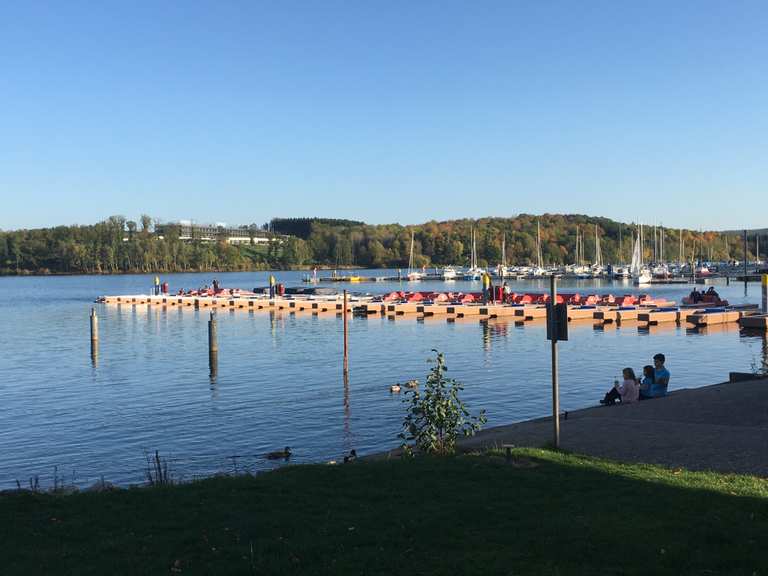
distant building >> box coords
[155,222,275,245]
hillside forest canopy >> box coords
[0,215,763,275]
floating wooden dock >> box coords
[99,293,765,334]
[101,294,359,314]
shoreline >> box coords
[0,265,366,278]
[457,375,768,475]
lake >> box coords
[0,270,765,488]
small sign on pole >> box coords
[546,275,568,449]
[546,302,569,342]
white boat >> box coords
[630,229,652,285]
[463,228,484,280]
[634,269,652,285]
[406,232,424,281]
[612,265,630,279]
[652,263,670,278]
[441,266,458,281]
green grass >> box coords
[2,448,767,575]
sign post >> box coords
[546,275,568,449]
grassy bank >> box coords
[2,448,767,575]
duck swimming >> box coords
[265,446,291,460]
[404,379,419,388]
[390,384,401,393]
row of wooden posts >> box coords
[89,290,352,377]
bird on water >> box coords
[265,447,291,460]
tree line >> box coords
[0,214,762,275]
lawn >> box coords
[2,448,766,575]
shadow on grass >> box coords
[1,449,766,575]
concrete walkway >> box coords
[460,377,768,476]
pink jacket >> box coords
[617,378,639,403]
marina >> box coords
[99,286,765,331]
[2,270,767,489]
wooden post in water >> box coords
[90,307,99,365]
[208,311,218,378]
[549,276,560,449]
[343,290,349,374]
[90,307,99,343]
[762,274,768,315]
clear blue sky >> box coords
[1,1,766,231]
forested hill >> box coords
[0,214,763,275]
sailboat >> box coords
[463,228,484,280]
[406,231,424,281]
[631,228,652,285]
[651,224,669,278]
[591,224,605,277]
[529,220,546,277]
[571,225,591,278]
[493,233,510,278]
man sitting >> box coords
[639,353,671,399]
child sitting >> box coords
[600,367,640,405]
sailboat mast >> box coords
[408,231,414,273]
[537,220,542,268]
[753,234,758,263]
[659,225,664,263]
[619,224,622,263]
[502,233,506,267]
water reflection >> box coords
[343,370,351,444]
[637,323,679,336]
[740,328,768,372]
[481,319,510,351]
[209,350,218,382]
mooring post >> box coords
[762,274,767,314]
[208,311,218,353]
[208,311,218,378]
[90,307,99,342]
[343,290,349,374]
[89,307,99,366]
[550,275,560,449]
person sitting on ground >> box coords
[637,365,655,399]
[600,367,639,405]
[640,354,670,399]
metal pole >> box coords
[343,290,349,374]
[744,229,749,294]
[550,275,560,449]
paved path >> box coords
[460,377,768,476]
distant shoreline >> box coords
[0,265,366,278]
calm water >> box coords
[0,270,765,488]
